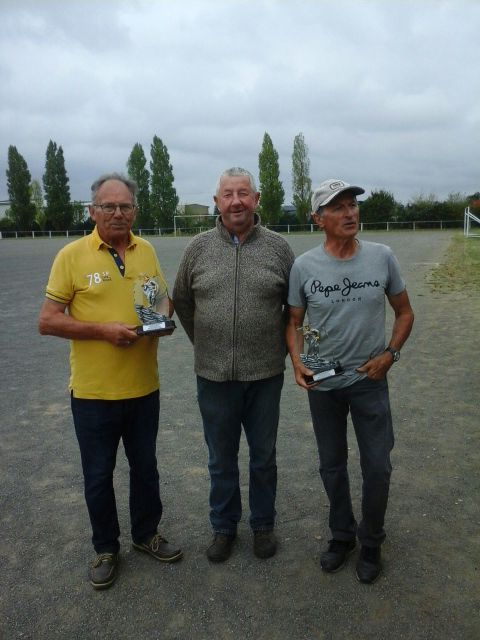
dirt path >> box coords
[1,231,478,639]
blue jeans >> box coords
[71,390,162,553]
[308,377,394,547]
[197,374,284,535]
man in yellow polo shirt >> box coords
[38,173,182,590]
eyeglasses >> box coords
[93,202,135,215]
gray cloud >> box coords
[1,0,479,207]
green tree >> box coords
[150,135,179,229]
[360,190,398,223]
[71,201,88,229]
[6,146,36,230]
[258,132,284,225]
[30,179,46,230]
[404,193,442,222]
[443,192,468,220]
[127,142,152,228]
[403,193,463,223]
[292,132,312,225]
[43,140,73,230]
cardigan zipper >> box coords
[231,243,240,378]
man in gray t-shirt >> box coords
[286,179,414,584]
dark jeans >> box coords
[71,390,162,553]
[308,377,394,548]
[197,374,284,536]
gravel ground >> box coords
[0,230,478,640]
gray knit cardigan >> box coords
[172,216,295,382]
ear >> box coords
[311,212,324,229]
[88,206,97,223]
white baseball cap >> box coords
[311,179,365,212]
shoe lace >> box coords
[149,533,167,552]
[93,553,115,567]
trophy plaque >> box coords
[299,325,343,384]
[134,275,176,336]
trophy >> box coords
[299,325,343,384]
[134,275,176,336]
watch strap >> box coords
[385,346,400,362]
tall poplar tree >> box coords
[30,179,46,230]
[150,135,179,229]
[6,146,36,230]
[258,132,284,225]
[43,140,73,230]
[292,132,312,225]
[127,143,152,228]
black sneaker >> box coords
[356,545,382,584]
[253,531,277,559]
[89,552,118,590]
[320,539,356,573]
[206,533,235,563]
[132,533,183,563]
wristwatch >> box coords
[385,347,400,362]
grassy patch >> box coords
[428,234,480,292]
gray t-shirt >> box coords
[288,240,405,390]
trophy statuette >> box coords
[299,325,343,384]
[134,275,176,336]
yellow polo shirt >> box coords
[45,227,168,400]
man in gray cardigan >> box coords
[173,167,294,562]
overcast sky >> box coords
[1,0,479,208]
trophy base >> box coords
[135,318,176,336]
[301,356,344,385]
[305,364,344,385]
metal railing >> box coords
[263,219,464,233]
[0,218,465,239]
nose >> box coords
[112,205,124,216]
[345,205,357,217]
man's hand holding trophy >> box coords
[298,325,343,385]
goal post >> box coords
[464,207,480,238]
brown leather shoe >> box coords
[206,533,235,563]
[89,553,118,590]
[132,533,183,563]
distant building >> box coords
[282,204,297,218]
[0,200,10,219]
[178,203,210,216]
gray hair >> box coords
[91,172,138,204]
[215,167,257,195]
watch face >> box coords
[387,347,400,362]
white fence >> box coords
[0,218,465,239]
